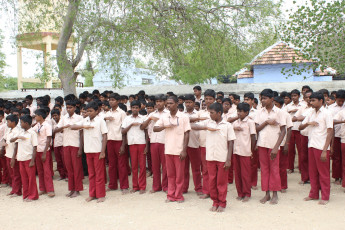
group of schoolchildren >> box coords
[0,85,342,212]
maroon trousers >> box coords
[0,156,9,184]
[150,143,167,192]
[288,130,302,171]
[6,157,22,195]
[227,154,234,184]
[308,148,330,201]
[279,147,288,190]
[86,153,106,198]
[129,144,146,191]
[234,154,251,198]
[166,154,185,201]
[36,151,54,193]
[19,160,38,200]
[332,137,342,180]
[64,146,83,191]
[183,147,202,193]
[341,143,345,188]
[207,161,228,208]
[258,147,281,192]
[300,135,309,182]
[107,140,129,190]
[54,146,67,179]
[251,149,259,187]
[200,147,209,195]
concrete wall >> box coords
[1,81,345,100]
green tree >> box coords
[11,0,281,95]
[0,29,6,81]
[282,0,345,74]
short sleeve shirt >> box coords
[185,110,200,148]
[233,117,256,156]
[105,107,126,141]
[52,120,63,147]
[121,115,146,145]
[328,104,344,138]
[57,113,83,147]
[33,121,52,152]
[16,128,38,161]
[80,116,108,153]
[147,110,169,144]
[286,102,306,131]
[197,109,211,147]
[4,126,21,158]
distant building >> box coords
[235,42,336,84]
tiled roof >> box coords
[314,67,336,76]
[235,69,253,79]
[251,42,312,65]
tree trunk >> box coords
[59,62,76,96]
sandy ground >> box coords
[0,164,345,230]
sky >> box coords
[0,0,301,80]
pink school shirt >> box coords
[33,120,52,152]
[105,107,126,141]
[233,117,256,157]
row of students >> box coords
[0,85,341,211]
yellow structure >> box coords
[16,0,73,90]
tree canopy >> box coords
[282,0,345,75]
[7,0,281,95]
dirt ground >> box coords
[0,165,344,230]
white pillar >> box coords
[44,37,53,88]
[17,47,23,90]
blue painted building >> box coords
[236,42,335,83]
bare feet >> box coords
[217,207,225,212]
[7,192,13,196]
[25,199,34,202]
[85,197,96,202]
[47,192,55,198]
[10,194,19,198]
[106,188,117,192]
[165,199,173,203]
[149,189,157,194]
[318,200,329,205]
[270,194,278,205]
[177,200,184,203]
[57,178,65,181]
[199,194,210,199]
[242,197,250,202]
[66,191,74,197]
[210,206,218,212]
[236,196,243,201]
[251,186,258,190]
[334,179,341,185]
[70,191,80,198]
[0,184,8,188]
[287,169,294,174]
[304,197,318,201]
[281,189,287,193]
[39,191,47,196]
[146,171,152,177]
[121,189,129,195]
[260,194,271,204]
[97,197,106,203]
[196,192,203,196]
[139,190,146,194]
[130,189,137,194]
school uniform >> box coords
[52,120,67,179]
[16,128,39,200]
[105,107,129,190]
[333,109,345,188]
[197,109,211,195]
[248,108,259,187]
[57,113,84,192]
[328,104,344,180]
[33,121,54,193]
[79,116,108,198]
[122,115,147,191]
[146,110,169,192]
[0,122,9,185]
[4,126,22,195]
[279,110,293,190]
[286,102,305,171]
[302,107,333,200]
[254,106,286,192]
[199,119,236,208]
[155,111,191,201]
[295,106,313,182]
[225,112,236,184]
[183,110,202,193]
[27,104,37,117]
[233,117,255,198]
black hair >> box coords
[109,93,121,101]
[55,96,64,105]
[6,114,19,125]
[25,95,33,101]
[204,89,216,98]
[43,95,51,101]
[85,101,98,111]
[20,115,32,125]
[92,95,99,100]
[79,93,87,99]
[244,93,254,100]
[129,94,135,99]
[222,98,232,104]
[336,90,345,99]
[302,85,311,91]
[291,89,301,96]
[273,91,279,97]
[42,106,50,116]
[118,103,127,112]
[167,95,178,103]
[148,96,156,103]
[123,95,128,100]
[54,104,62,109]
[35,108,48,119]
[146,102,155,108]
[0,110,4,117]
[130,100,141,108]
[237,102,250,112]
[319,89,329,97]
[254,98,258,104]
[66,100,77,107]
[284,93,291,99]
[156,94,166,101]
[209,102,223,114]
[92,90,100,95]
[11,107,19,114]
[177,104,184,110]
[103,100,110,107]
[20,108,30,115]
[329,95,335,101]
[100,93,108,98]
[232,94,240,100]
[195,102,200,108]
[305,89,313,94]
[280,91,288,98]
[260,89,274,98]
[87,94,93,99]
[139,109,147,115]
[51,109,60,116]
[193,86,202,91]
[138,90,146,96]
[178,95,185,101]
[310,92,324,102]
[274,96,284,106]
[217,91,225,97]
[166,92,175,97]
[184,94,195,102]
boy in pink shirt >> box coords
[191,102,235,212]
[254,89,286,205]
[34,109,55,197]
[154,96,190,203]
[300,92,333,205]
[233,103,256,202]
